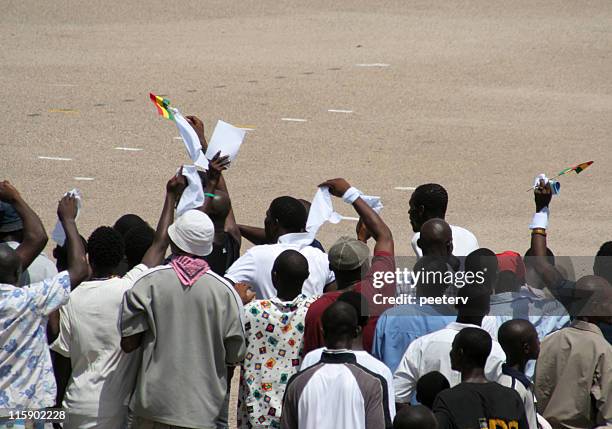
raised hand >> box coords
[57,195,78,222]
[185,115,207,152]
[318,178,351,198]
[207,151,231,184]
[534,179,552,212]
[0,180,20,203]
[166,173,188,198]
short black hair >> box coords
[87,226,124,270]
[393,404,438,429]
[594,241,612,285]
[498,319,536,357]
[322,301,358,342]
[465,248,498,293]
[273,249,309,287]
[124,224,155,268]
[412,184,448,218]
[113,214,147,238]
[269,196,307,233]
[416,371,450,409]
[338,291,369,328]
[454,327,492,368]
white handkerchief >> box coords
[51,189,83,246]
[361,195,383,213]
[306,187,343,238]
[171,108,208,169]
[205,120,246,165]
[176,165,205,217]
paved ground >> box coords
[2,0,611,425]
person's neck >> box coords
[423,247,449,258]
[505,359,527,374]
[455,315,484,326]
[325,338,353,350]
[351,335,364,351]
[461,367,488,383]
[276,289,300,301]
[91,268,116,279]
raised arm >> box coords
[201,151,230,213]
[319,178,394,255]
[140,173,186,268]
[0,181,47,271]
[57,195,88,288]
[528,179,564,288]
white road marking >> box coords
[173,136,183,140]
[328,109,353,113]
[115,147,143,151]
[341,216,360,221]
[281,118,307,122]
[38,156,72,161]
[355,63,390,67]
[394,186,416,191]
[74,177,95,181]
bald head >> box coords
[322,301,359,348]
[418,218,452,257]
[498,319,539,362]
[272,250,309,300]
[0,244,21,285]
[393,405,438,429]
[574,275,612,322]
[206,190,231,224]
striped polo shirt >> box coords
[280,351,392,429]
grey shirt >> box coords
[121,265,246,428]
[5,241,58,286]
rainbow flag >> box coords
[557,161,594,176]
[149,93,174,120]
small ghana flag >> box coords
[149,93,174,120]
[557,161,594,177]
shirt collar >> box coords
[571,319,604,336]
[277,232,313,248]
[446,321,481,331]
[320,350,357,364]
[502,364,532,388]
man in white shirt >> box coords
[226,196,334,298]
[52,175,187,428]
[1,201,58,285]
[0,183,88,412]
[393,279,505,405]
[497,319,541,429]
[407,184,478,258]
[281,301,391,429]
[301,291,396,420]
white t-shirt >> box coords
[301,348,396,420]
[51,264,148,417]
[498,370,538,429]
[393,322,506,403]
[411,225,479,258]
[225,232,334,299]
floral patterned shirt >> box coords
[238,294,317,428]
[0,271,71,409]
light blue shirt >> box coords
[372,304,456,373]
[489,290,570,340]
[489,290,570,378]
[0,271,70,409]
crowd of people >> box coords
[1,114,611,429]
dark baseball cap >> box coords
[0,202,23,233]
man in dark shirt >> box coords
[433,327,528,429]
